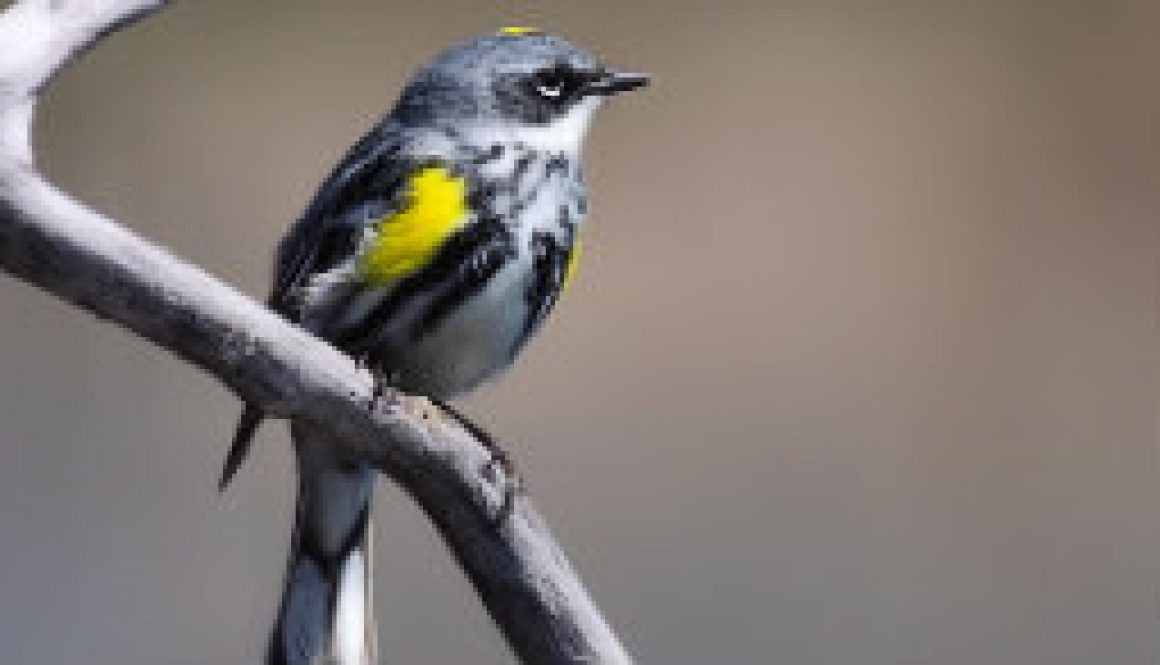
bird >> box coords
[218,27,648,665]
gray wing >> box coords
[221,120,411,490]
[268,122,412,318]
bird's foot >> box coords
[481,438,523,523]
[431,398,523,523]
[365,367,401,414]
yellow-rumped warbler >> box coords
[219,28,647,665]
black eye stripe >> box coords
[493,64,598,124]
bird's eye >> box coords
[537,80,564,99]
[532,67,575,101]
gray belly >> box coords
[381,257,533,399]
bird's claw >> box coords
[429,398,523,524]
[481,446,523,524]
[365,369,403,415]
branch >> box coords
[0,2,633,663]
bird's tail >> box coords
[268,421,376,665]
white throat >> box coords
[512,97,599,155]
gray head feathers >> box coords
[390,30,644,144]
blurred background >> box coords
[0,0,1156,663]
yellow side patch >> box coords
[562,238,582,291]
[359,167,468,285]
[499,26,544,36]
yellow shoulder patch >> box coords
[358,167,468,285]
[499,26,544,36]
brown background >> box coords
[0,1,1157,663]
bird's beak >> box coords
[585,69,651,96]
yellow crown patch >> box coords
[499,26,545,36]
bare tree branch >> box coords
[0,2,634,663]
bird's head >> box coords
[393,28,649,155]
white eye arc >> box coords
[537,82,564,99]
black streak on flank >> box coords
[557,204,576,238]
[336,217,516,355]
[513,230,570,355]
[413,220,519,336]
